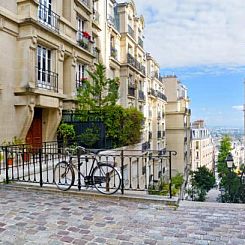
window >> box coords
[39,0,52,24]
[36,45,58,92]
[77,16,85,32]
[37,45,51,86]
[76,63,87,88]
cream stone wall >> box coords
[165,76,191,175]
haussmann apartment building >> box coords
[0,0,191,180]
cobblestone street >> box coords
[0,187,244,245]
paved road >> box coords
[0,187,245,245]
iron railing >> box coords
[77,31,92,52]
[36,67,58,92]
[0,142,177,198]
[127,53,146,75]
[148,88,158,97]
[157,91,167,101]
[38,3,60,32]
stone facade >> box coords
[191,120,215,172]
[0,0,191,176]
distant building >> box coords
[191,120,215,172]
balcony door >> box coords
[37,45,51,89]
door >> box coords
[26,108,43,149]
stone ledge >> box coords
[0,183,179,207]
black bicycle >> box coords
[54,146,121,195]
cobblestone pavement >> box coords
[0,188,245,245]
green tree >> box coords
[190,166,215,201]
[77,63,119,113]
[217,135,232,177]
[76,63,144,148]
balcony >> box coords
[36,67,58,92]
[108,14,119,31]
[38,3,60,32]
[138,37,143,48]
[128,87,136,97]
[138,90,145,101]
[77,31,92,52]
[127,53,146,75]
[148,88,158,97]
[128,25,135,39]
[93,9,100,25]
[110,47,118,60]
[157,91,167,101]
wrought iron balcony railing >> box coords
[127,53,146,75]
[77,31,92,52]
[148,88,158,97]
[157,91,167,101]
[38,3,60,32]
[36,67,58,92]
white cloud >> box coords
[134,0,245,68]
[232,105,244,111]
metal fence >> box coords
[0,142,177,198]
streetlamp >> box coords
[225,153,234,202]
[226,153,234,169]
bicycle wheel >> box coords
[92,163,121,195]
[54,161,75,191]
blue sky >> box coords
[133,0,245,127]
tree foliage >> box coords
[217,135,232,177]
[190,166,215,201]
[76,63,144,148]
[77,63,119,112]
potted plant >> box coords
[2,137,24,166]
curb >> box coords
[0,183,179,207]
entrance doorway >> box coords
[26,108,43,149]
